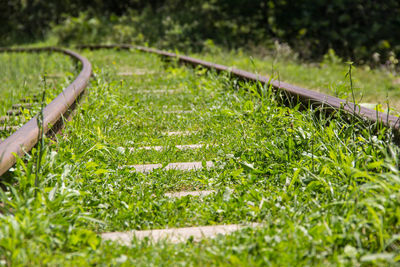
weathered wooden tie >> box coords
[123,161,214,173]
[102,223,260,245]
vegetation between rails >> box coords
[0,49,400,266]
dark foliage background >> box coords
[1,0,400,63]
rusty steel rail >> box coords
[0,47,92,176]
[78,44,400,131]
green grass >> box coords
[1,49,400,266]
[192,48,400,111]
[0,52,76,140]
[0,52,75,113]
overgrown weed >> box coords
[0,49,399,265]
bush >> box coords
[2,0,400,66]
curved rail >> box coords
[77,44,399,132]
[0,47,92,176]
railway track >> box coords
[78,44,400,132]
[0,47,92,176]
[1,45,398,177]
[1,46,399,264]
[82,47,399,244]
